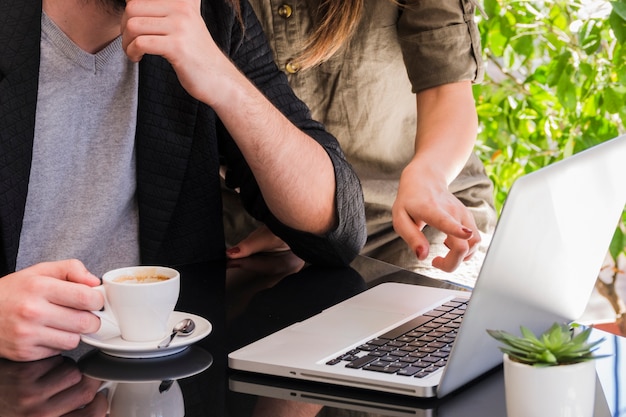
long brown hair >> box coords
[226,0,243,27]
[227,0,364,71]
[295,0,364,70]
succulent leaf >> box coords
[487,322,609,366]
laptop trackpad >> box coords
[287,306,408,342]
[285,283,461,343]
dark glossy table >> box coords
[1,253,623,416]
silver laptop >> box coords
[228,134,626,398]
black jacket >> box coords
[0,0,366,276]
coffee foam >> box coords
[113,274,171,284]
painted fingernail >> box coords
[226,247,241,255]
[462,227,473,235]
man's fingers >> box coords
[3,316,94,362]
[3,341,62,363]
[122,0,200,62]
[7,281,102,353]
[29,259,100,286]
[46,281,103,313]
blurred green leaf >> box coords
[609,227,625,261]
[610,10,626,42]
[611,1,626,20]
[603,87,625,114]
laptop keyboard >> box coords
[325,297,468,379]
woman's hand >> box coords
[393,161,480,272]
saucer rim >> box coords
[81,311,211,358]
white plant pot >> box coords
[503,353,596,417]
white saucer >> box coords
[81,312,212,359]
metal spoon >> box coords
[158,318,195,349]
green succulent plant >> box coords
[487,323,609,367]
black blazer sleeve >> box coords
[216,0,367,266]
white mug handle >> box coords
[91,285,120,337]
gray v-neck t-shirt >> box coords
[16,13,140,277]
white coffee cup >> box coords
[93,266,180,342]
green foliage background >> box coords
[474,0,626,261]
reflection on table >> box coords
[0,252,622,416]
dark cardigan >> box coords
[0,0,366,276]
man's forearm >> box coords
[208,64,337,234]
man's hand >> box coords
[121,0,230,105]
[0,260,103,361]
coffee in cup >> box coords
[93,266,180,342]
[112,274,172,284]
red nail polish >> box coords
[462,227,473,235]
[226,247,241,255]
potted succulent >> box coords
[487,323,608,417]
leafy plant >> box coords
[475,0,626,214]
[487,322,608,366]
[475,0,626,300]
